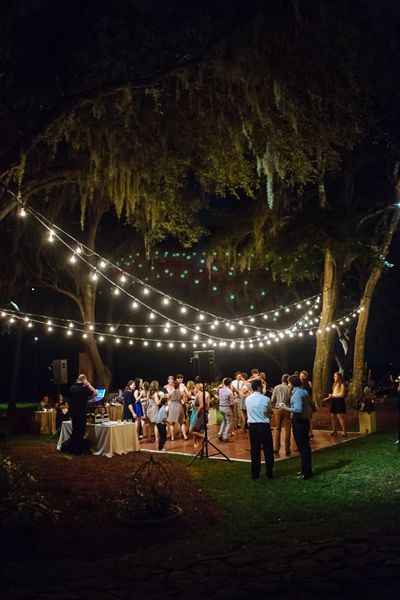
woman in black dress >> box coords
[122,380,136,421]
[323,372,347,437]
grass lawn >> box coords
[153,432,400,558]
[0,402,37,410]
[2,431,400,565]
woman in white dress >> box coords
[146,380,161,445]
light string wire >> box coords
[1,306,363,348]
[25,204,321,329]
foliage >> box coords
[0,454,58,529]
[114,455,178,520]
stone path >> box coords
[1,529,400,599]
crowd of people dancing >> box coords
[46,368,350,478]
[117,368,349,480]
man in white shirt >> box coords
[233,371,251,431]
[218,378,235,441]
[246,379,274,479]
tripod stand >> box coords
[188,381,231,465]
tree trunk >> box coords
[7,320,24,417]
[350,203,400,403]
[350,268,381,403]
[312,247,345,403]
[80,281,112,389]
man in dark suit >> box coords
[68,374,97,455]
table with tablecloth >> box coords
[106,404,124,421]
[33,410,57,435]
[57,420,140,457]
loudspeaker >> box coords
[52,359,68,385]
[193,350,215,383]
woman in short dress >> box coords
[122,380,136,421]
[186,380,197,428]
[167,382,187,441]
[190,383,210,448]
[324,372,347,437]
[146,380,161,445]
[133,378,144,438]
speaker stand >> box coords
[188,382,231,465]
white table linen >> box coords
[57,420,140,457]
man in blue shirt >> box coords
[245,379,274,479]
[281,375,314,479]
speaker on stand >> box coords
[189,350,231,464]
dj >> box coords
[68,373,97,455]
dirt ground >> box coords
[3,444,219,560]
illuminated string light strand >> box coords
[24,205,321,327]
[0,306,363,349]
[0,297,322,342]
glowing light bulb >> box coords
[149,312,156,320]
[296,304,302,309]
[47,326,53,332]
[274,311,279,317]
[67,330,72,336]
[143,287,150,295]
[91,271,98,281]
[244,328,249,334]
[162,297,170,305]
[99,260,106,269]
[76,246,82,254]
[129,340,133,345]
[113,287,120,295]
[120,274,126,283]
[48,229,55,242]
[69,254,76,263]
[19,206,27,217]
[88,324,94,331]
[168,342,174,348]
[213,320,219,326]
[146,327,152,333]
[181,343,186,348]
[250,317,255,323]
[156,342,161,347]
[27,322,33,328]
[109,326,115,332]
[285,307,290,313]
[199,314,205,321]
[131,301,139,309]
[99,336,104,342]
[180,306,187,314]
[128,327,134,333]
[115,338,121,344]
[263,314,268,320]
[82,333,87,339]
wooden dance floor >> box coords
[140,424,361,462]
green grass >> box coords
[158,432,400,557]
[3,431,400,562]
[0,402,36,410]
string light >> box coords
[26,206,324,329]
